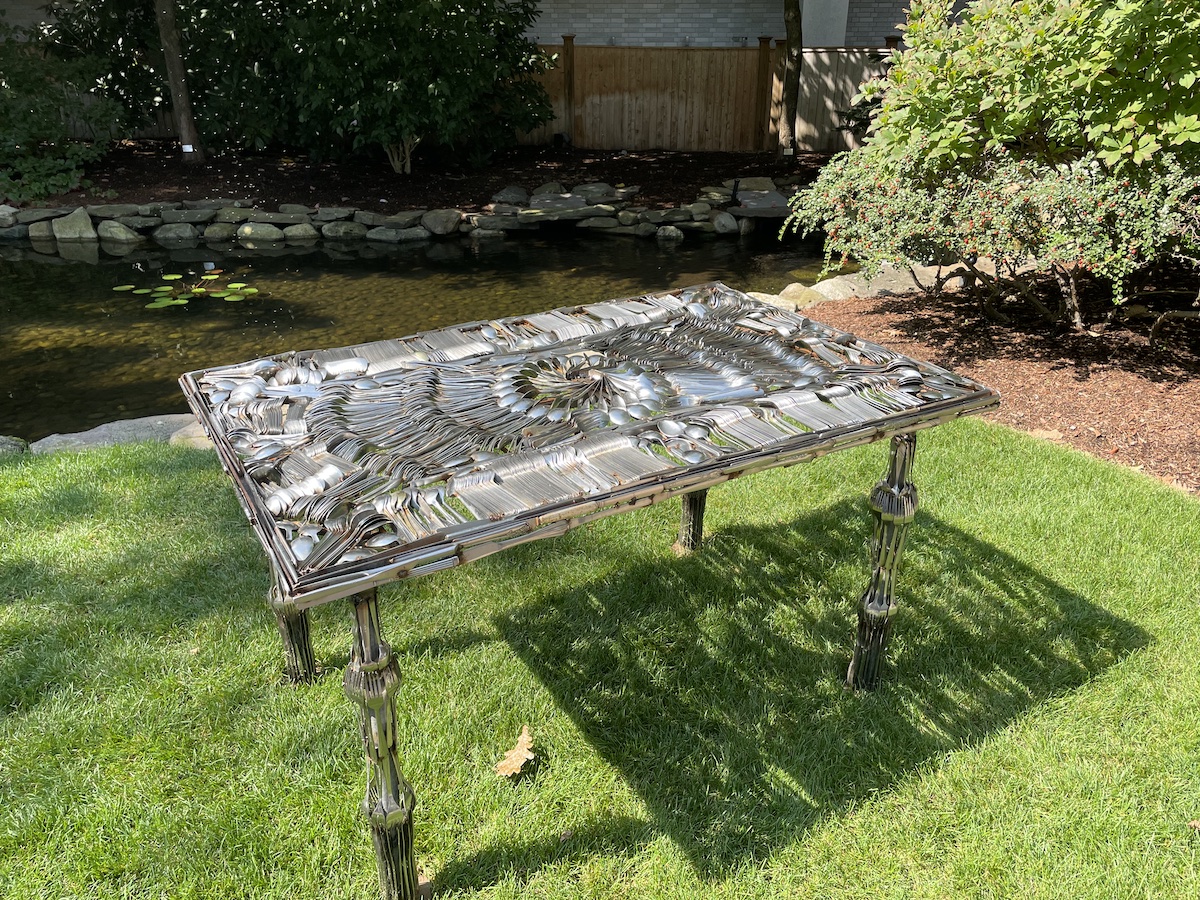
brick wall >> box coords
[526,0,786,48]
[842,0,908,47]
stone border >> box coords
[0,176,805,260]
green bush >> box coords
[283,0,551,173]
[788,0,1200,330]
[0,17,125,203]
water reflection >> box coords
[0,232,828,441]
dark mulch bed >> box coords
[811,289,1200,495]
[34,141,1200,495]
[43,141,827,212]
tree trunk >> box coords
[778,0,803,156]
[154,0,205,164]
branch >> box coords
[1150,310,1200,343]
[384,137,422,175]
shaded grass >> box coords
[1,418,1198,898]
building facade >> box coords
[525,0,908,48]
[4,1,911,48]
[2,0,53,32]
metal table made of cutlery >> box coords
[180,282,999,900]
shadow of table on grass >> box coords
[437,499,1147,889]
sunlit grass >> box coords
[2,418,1198,898]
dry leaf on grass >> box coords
[495,725,537,778]
[1188,820,1200,831]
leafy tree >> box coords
[44,0,552,171]
[788,0,1200,330]
[42,0,173,122]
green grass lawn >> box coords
[2,417,1198,899]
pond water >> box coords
[1,232,829,442]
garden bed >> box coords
[40,141,825,212]
[809,288,1200,494]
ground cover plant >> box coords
[788,0,1200,331]
[2,420,1199,898]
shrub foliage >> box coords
[789,0,1200,330]
[0,16,124,203]
[285,1,551,173]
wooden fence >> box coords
[521,39,890,153]
[789,47,890,152]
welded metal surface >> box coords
[181,282,998,607]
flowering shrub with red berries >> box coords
[788,147,1199,329]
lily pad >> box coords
[116,272,260,308]
[147,296,190,309]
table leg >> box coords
[344,588,420,900]
[672,489,708,555]
[269,582,317,683]
[847,433,918,690]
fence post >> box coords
[755,36,773,152]
[562,34,576,145]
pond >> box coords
[1,232,830,442]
